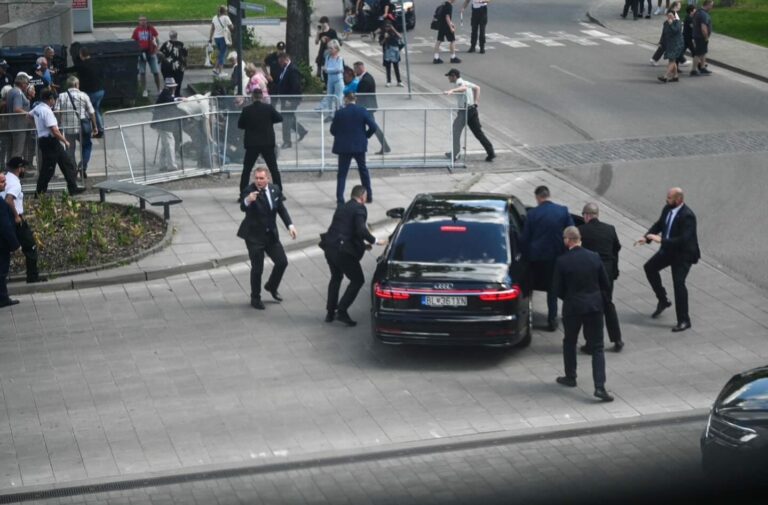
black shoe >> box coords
[479,48,485,54]
[26,276,48,284]
[644,15,651,18]
[467,47,476,53]
[444,152,459,161]
[450,57,462,64]
[669,77,679,82]
[594,387,614,402]
[556,376,577,387]
[485,153,496,162]
[580,345,593,355]
[281,142,292,149]
[375,146,391,155]
[433,58,444,64]
[298,130,308,142]
[658,76,668,83]
[612,340,625,352]
[325,311,335,323]
[651,299,672,318]
[620,13,627,18]
[336,311,357,327]
[250,298,265,310]
[699,68,712,75]
[690,70,700,76]
[671,321,691,332]
[546,319,558,332]
[265,286,283,302]
[69,187,85,195]
[0,299,20,308]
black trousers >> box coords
[280,103,307,144]
[622,0,638,17]
[452,105,494,159]
[324,247,364,313]
[563,312,607,388]
[241,146,280,194]
[35,136,79,194]
[644,250,692,325]
[470,6,488,50]
[15,219,39,282]
[337,153,371,206]
[0,250,9,303]
[603,278,622,343]
[246,236,288,301]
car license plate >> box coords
[422,295,467,307]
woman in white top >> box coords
[209,5,234,76]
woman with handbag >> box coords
[209,5,234,77]
[380,22,404,87]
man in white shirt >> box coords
[2,157,43,283]
[54,76,97,178]
[462,0,489,54]
[443,68,495,162]
[29,89,83,195]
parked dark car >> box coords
[371,193,531,347]
[701,365,768,476]
[342,0,416,32]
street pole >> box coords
[398,1,412,98]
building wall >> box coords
[0,0,72,47]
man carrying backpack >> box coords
[432,0,461,64]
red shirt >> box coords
[132,25,159,54]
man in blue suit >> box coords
[522,185,574,331]
[0,173,22,308]
[330,92,378,207]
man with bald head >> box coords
[635,187,700,332]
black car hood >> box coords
[386,261,509,283]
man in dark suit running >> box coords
[553,226,614,402]
[237,167,298,310]
[275,53,308,149]
[330,92,378,207]
[237,88,283,197]
[578,202,624,353]
[353,62,390,154]
[321,185,386,326]
[635,187,700,332]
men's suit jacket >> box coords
[276,62,303,106]
[322,199,376,260]
[237,100,282,148]
[578,219,621,280]
[521,200,574,261]
[0,199,20,254]
[355,72,378,110]
[646,203,700,264]
[330,103,377,154]
[552,246,610,317]
[237,183,292,245]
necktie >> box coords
[665,210,674,239]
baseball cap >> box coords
[0,60,8,69]
[6,157,28,170]
[15,71,32,81]
[445,68,460,78]
[276,41,285,50]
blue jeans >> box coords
[319,75,343,111]
[215,37,227,66]
[88,89,105,133]
[80,121,93,169]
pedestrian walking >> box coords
[264,41,285,96]
[353,61,390,154]
[6,72,32,159]
[683,4,697,59]
[634,187,700,332]
[521,185,574,331]
[621,0,639,20]
[132,15,162,97]
[657,9,683,83]
[237,87,283,197]
[0,173,21,308]
[442,68,494,162]
[29,89,82,195]
[236,166,297,310]
[2,157,44,284]
[330,92,377,207]
[690,0,713,76]
[320,184,386,326]
[578,203,623,353]
[462,0,489,54]
[314,16,338,80]
[152,77,181,172]
[379,22,404,87]
[276,53,308,149]
[317,39,345,115]
[54,76,97,178]
[159,31,187,99]
[433,0,461,64]
[62,47,106,137]
[553,226,615,403]
[209,5,234,77]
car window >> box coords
[391,221,508,264]
[720,376,768,411]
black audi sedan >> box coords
[371,193,531,347]
[701,365,768,476]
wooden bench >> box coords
[94,181,182,221]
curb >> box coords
[0,409,709,503]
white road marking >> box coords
[550,31,599,46]
[500,40,530,48]
[581,29,611,38]
[603,37,633,45]
[549,65,595,84]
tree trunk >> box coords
[286,0,311,66]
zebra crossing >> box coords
[343,24,635,57]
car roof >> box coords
[406,193,518,223]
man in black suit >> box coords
[353,62,390,155]
[0,173,21,308]
[578,203,624,353]
[236,166,298,310]
[275,53,308,149]
[635,187,700,332]
[321,185,386,326]
[553,226,614,402]
[263,41,285,96]
[237,88,283,197]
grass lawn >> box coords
[710,0,768,47]
[93,0,286,23]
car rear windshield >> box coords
[391,221,508,263]
[720,376,768,411]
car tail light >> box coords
[478,285,521,301]
[440,225,467,232]
[374,283,410,300]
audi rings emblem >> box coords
[434,283,454,290]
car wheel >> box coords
[515,297,533,348]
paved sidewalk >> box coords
[587,0,768,83]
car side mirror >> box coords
[386,207,404,219]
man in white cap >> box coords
[152,77,181,171]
